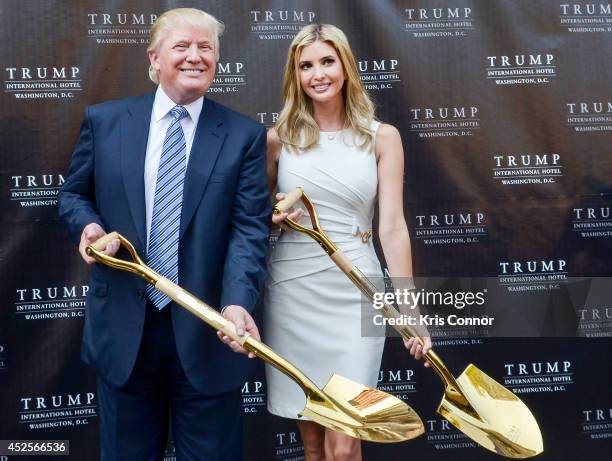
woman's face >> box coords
[298,40,345,105]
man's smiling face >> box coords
[148,24,217,105]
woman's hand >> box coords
[403,336,432,367]
[273,192,304,231]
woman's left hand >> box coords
[403,336,432,367]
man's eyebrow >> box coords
[171,36,212,43]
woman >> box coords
[264,24,431,461]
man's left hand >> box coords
[216,305,260,359]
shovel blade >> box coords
[301,373,424,443]
[438,364,544,458]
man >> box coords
[58,8,270,461]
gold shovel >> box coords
[86,233,424,442]
[274,188,544,458]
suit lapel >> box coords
[180,97,226,239]
[121,93,154,250]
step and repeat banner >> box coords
[1,1,611,460]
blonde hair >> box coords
[276,24,375,153]
[147,8,225,84]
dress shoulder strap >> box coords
[371,120,381,154]
[371,120,381,134]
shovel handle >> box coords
[87,233,247,345]
[275,189,340,257]
[274,187,304,214]
[274,194,469,402]
[86,232,341,405]
[151,277,249,346]
[90,231,120,251]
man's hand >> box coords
[403,336,432,367]
[216,305,260,359]
[79,223,120,264]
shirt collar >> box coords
[152,85,204,124]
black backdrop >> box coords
[1,1,611,460]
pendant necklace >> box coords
[326,127,343,140]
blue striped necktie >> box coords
[146,105,189,309]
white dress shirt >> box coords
[144,85,203,251]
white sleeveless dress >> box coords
[264,122,386,419]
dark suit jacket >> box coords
[58,92,271,394]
